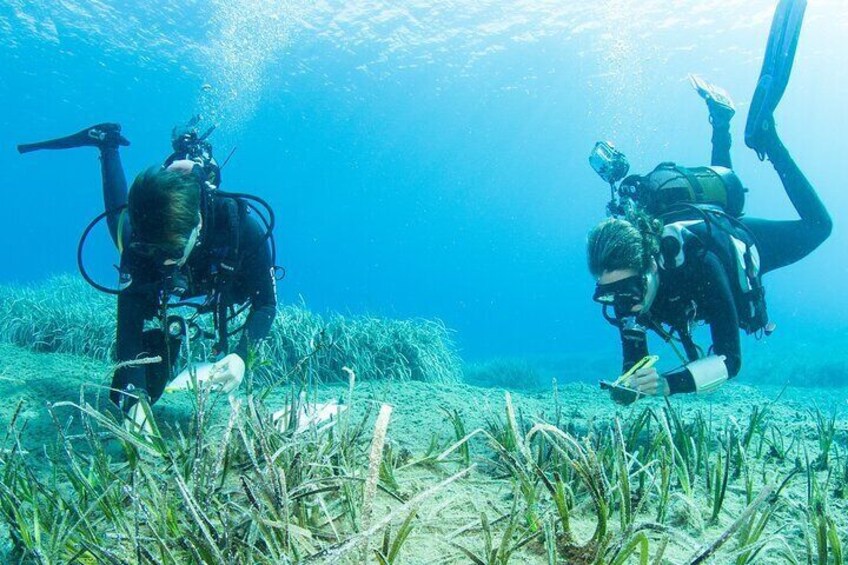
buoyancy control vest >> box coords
[613,160,769,336]
[657,206,771,336]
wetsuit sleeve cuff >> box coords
[665,356,730,395]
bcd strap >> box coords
[215,196,242,287]
[681,166,705,196]
[210,196,244,354]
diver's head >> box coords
[128,166,202,267]
[587,217,660,315]
[167,120,220,188]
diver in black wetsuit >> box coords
[19,122,277,428]
[585,0,828,403]
[586,81,831,403]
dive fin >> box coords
[689,73,736,124]
[745,0,807,154]
[17,123,129,154]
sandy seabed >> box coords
[0,342,845,563]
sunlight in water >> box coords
[2,0,844,133]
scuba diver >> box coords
[586,0,831,404]
[18,117,279,431]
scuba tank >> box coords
[620,162,746,218]
[588,142,747,218]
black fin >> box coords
[745,0,807,154]
[17,123,129,154]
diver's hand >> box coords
[208,353,245,394]
[628,367,670,397]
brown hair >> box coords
[586,212,661,278]
[128,167,201,255]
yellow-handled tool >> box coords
[611,355,659,387]
[600,355,660,404]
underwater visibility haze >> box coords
[0,0,847,563]
[1,0,844,366]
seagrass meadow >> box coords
[5,0,848,561]
[0,276,463,386]
[0,277,843,563]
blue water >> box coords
[1,0,846,375]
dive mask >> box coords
[593,271,659,318]
[129,222,201,268]
[593,274,646,315]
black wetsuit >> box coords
[99,146,277,407]
[617,121,831,393]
